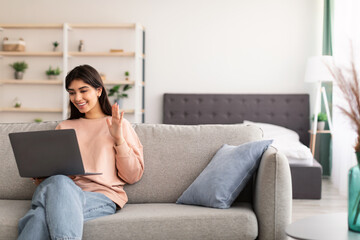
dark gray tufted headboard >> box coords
[163,94,310,145]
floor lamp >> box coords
[304,56,334,156]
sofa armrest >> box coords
[253,146,292,240]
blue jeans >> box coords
[18,175,117,240]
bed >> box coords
[163,93,322,199]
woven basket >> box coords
[2,37,26,52]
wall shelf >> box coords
[68,23,137,29]
[0,24,63,29]
[68,52,135,57]
[0,108,63,113]
[0,80,62,85]
[0,51,63,57]
[103,80,135,85]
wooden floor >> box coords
[292,178,347,222]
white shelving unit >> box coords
[0,23,145,123]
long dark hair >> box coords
[65,65,112,119]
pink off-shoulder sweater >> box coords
[55,117,144,208]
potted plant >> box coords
[9,61,28,80]
[125,71,130,81]
[52,41,59,51]
[46,66,61,80]
[311,112,328,130]
[13,97,21,108]
[108,84,132,108]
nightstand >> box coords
[309,130,332,156]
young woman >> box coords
[17,65,144,240]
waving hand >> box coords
[106,103,125,146]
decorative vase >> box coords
[311,121,326,131]
[14,71,23,80]
[78,40,84,52]
[317,121,325,131]
[47,75,57,80]
[348,152,360,232]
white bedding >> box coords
[244,120,313,166]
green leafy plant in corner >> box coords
[9,61,28,72]
[311,112,328,122]
[46,66,61,76]
[108,84,132,100]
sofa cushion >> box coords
[0,200,32,239]
[0,200,257,240]
[84,203,258,240]
[0,121,60,200]
[125,124,263,203]
[176,140,273,208]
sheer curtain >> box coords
[332,0,360,195]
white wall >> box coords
[0,0,323,123]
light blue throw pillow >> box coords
[176,140,273,209]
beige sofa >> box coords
[0,121,292,240]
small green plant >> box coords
[52,41,60,51]
[9,61,28,72]
[311,112,328,122]
[13,97,21,107]
[46,66,61,76]
[34,118,43,123]
[124,71,130,80]
[108,84,132,99]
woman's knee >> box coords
[45,175,73,185]
[33,175,81,201]
[48,175,82,194]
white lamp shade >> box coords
[304,56,335,82]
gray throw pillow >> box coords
[176,140,273,208]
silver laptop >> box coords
[9,129,102,178]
